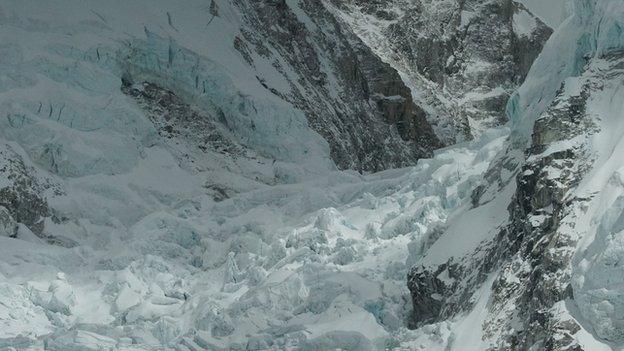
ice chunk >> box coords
[0,283,51,339]
[115,285,141,311]
[151,316,181,344]
[46,273,76,316]
[196,303,235,337]
[314,208,344,231]
[223,252,242,286]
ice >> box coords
[115,285,141,311]
[45,330,117,351]
[507,0,624,146]
[45,273,77,316]
[2,0,619,349]
[505,0,624,347]
[573,171,624,344]
[0,283,52,339]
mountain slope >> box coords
[327,0,552,144]
[406,0,624,349]
[0,0,622,350]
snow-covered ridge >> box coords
[507,0,624,145]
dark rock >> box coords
[0,205,17,237]
[0,145,51,236]
[407,51,624,350]
[330,0,552,144]
[232,0,441,172]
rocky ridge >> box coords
[327,0,552,144]
[406,1,624,349]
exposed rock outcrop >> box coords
[327,0,552,144]
[0,144,53,236]
[0,205,17,238]
[233,0,441,172]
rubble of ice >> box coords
[1,0,623,349]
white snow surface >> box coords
[0,85,509,351]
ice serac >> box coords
[407,0,624,349]
[0,0,445,242]
[327,0,552,145]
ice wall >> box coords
[0,0,334,179]
[506,0,624,147]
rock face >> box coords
[0,206,17,238]
[0,0,448,244]
[407,0,624,349]
[479,70,598,350]
[232,0,441,171]
[0,144,54,236]
[327,0,552,144]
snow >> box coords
[0,0,622,349]
[507,0,624,347]
[0,28,511,345]
[444,273,498,351]
[508,0,624,147]
[421,180,514,267]
[513,8,538,38]
[518,0,569,28]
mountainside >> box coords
[232,0,443,172]
[407,0,624,349]
[1,0,623,350]
[327,0,552,144]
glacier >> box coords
[0,0,624,350]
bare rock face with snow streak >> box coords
[232,0,441,172]
[0,144,53,236]
[328,0,552,144]
[0,206,17,238]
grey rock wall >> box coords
[232,0,441,172]
[329,0,552,144]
